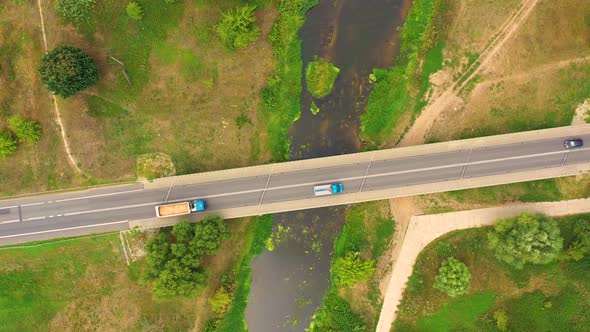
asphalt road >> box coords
[1,133,590,245]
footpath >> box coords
[376,197,590,332]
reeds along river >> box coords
[246,1,410,331]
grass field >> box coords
[0,216,261,331]
[394,214,590,331]
[0,2,77,196]
[1,0,277,195]
[309,201,395,331]
[419,174,590,214]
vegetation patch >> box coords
[216,5,260,50]
[309,201,395,331]
[361,0,452,146]
[394,213,590,331]
[305,58,340,99]
[136,152,176,180]
[260,0,319,161]
[212,215,273,332]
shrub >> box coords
[217,5,260,50]
[7,115,42,144]
[136,153,176,180]
[488,213,563,269]
[305,59,340,98]
[126,2,143,20]
[38,45,98,98]
[433,257,471,297]
[0,131,18,158]
[55,0,96,29]
[331,252,375,286]
[562,220,590,261]
[494,309,508,331]
[209,287,232,317]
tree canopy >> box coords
[38,45,99,98]
[433,257,471,297]
[144,215,228,297]
[488,213,563,269]
[216,5,260,50]
[562,220,590,261]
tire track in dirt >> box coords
[399,0,540,147]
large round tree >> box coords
[38,45,98,98]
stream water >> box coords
[246,1,410,330]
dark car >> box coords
[563,138,583,149]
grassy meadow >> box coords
[1,0,280,195]
[394,214,590,331]
[0,215,269,331]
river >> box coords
[246,1,410,330]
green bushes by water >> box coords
[260,0,319,161]
[213,215,273,332]
[361,0,451,146]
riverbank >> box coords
[361,0,452,147]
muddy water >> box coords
[246,1,409,331]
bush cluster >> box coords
[126,2,143,20]
[216,5,260,50]
[56,0,96,29]
[331,252,375,286]
[488,213,563,269]
[305,59,340,99]
[0,115,42,158]
[433,257,471,297]
[144,216,228,297]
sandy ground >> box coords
[572,99,590,125]
[376,197,590,331]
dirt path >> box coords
[376,197,590,331]
[399,0,540,147]
[35,0,81,173]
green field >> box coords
[0,215,267,331]
[394,214,590,331]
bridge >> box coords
[1,124,589,245]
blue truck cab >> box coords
[190,199,207,212]
[331,183,344,193]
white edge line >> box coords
[0,220,129,239]
[1,220,20,224]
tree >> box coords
[144,217,228,297]
[7,115,42,144]
[38,45,99,98]
[126,2,143,20]
[216,5,260,50]
[488,213,563,269]
[152,259,207,297]
[0,132,18,158]
[331,252,376,286]
[562,220,590,261]
[56,0,96,29]
[190,215,228,256]
[433,257,471,297]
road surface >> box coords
[1,127,590,245]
